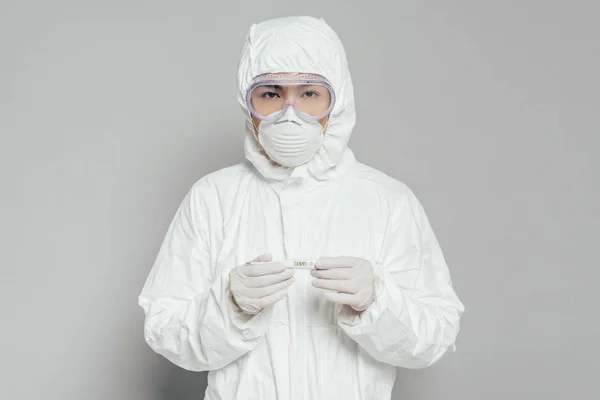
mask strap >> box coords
[249,114,260,140]
[322,116,331,136]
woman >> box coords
[139,15,464,400]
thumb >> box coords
[251,253,273,263]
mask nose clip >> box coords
[279,99,297,114]
[274,119,301,126]
[274,102,301,124]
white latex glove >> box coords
[230,254,296,315]
[310,256,376,312]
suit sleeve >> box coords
[337,187,465,368]
[138,178,274,371]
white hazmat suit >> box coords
[139,15,465,400]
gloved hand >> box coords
[311,256,376,312]
[230,254,296,315]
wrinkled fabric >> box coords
[138,15,464,400]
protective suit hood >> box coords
[237,16,356,183]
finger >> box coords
[251,276,295,298]
[244,261,286,277]
[311,268,354,280]
[312,278,356,294]
[245,268,295,288]
[322,290,357,306]
[250,253,273,263]
[315,256,355,270]
[232,294,263,315]
[254,287,290,308]
[236,299,261,315]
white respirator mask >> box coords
[256,107,327,167]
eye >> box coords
[303,91,319,98]
[261,91,280,99]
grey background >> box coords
[1,1,598,399]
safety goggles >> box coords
[246,73,336,122]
